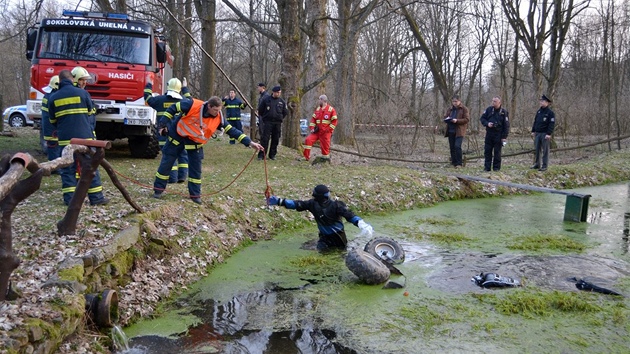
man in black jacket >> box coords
[531,94,556,171]
[257,86,288,160]
[480,96,510,172]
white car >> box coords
[3,105,33,127]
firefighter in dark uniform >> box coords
[144,77,191,183]
[153,96,263,204]
[222,90,246,144]
[267,185,374,252]
[531,94,556,171]
[41,75,60,162]
[48,70,108,206]
[480,96,510,171]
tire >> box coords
[128,126,160,158]
[364,237,405,264]
[345,248,390,285]
[9,113,26,127]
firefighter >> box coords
[301,94,337,162]
[144,77,191,183]
[48,70,109,206]
[153,96,264,204]
[267,184,374,252]
[71,66,97,134]
[222,90,246,145]
[41,75,60,162]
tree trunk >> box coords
[194,0,217,99]
[276,0,304,149]
[333,0,378,146]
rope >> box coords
[111,149,263,199]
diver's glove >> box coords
[357,220,373,236]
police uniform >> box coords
[153,99,253,204]
[257,86,288,160]
[531,95,556,170]
[144,82,191,182]
[222,96,246,144]
[48,78,107,205]
[480,105,510,171]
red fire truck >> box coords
[25,10,173,158]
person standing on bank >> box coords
[302,94,338,162]
[257,86,288,161]
[443,95,470,168]
[144,77,191,183]
[531,94,555,172]
[153,96,264,204]
[48,70,109,206]
[480,96,510,172]
[41,75,61,162]
[222,90,246,145]
[256,83,269,138]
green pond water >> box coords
[123,183,630,354]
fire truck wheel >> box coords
[129,126,160,159]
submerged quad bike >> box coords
[345,237,405,286]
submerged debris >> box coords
[472,272,520,288]
[567,277,623,296]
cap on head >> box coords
[272,86,281,93]
[540,94,552,103]
[257,82,266,88]
[43,75,59,93]
[312,184,330,199]
[71,66,91,82]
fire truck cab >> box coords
[25,10,173,158]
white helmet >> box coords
[166,78,182,99]
[42,75,59,93]
[71,66,92,82]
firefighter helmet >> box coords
[43,75,59,93]
[167,78,182,93]
[71,66,92,81]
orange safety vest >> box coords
[176,99,222,144]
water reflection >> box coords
[128,289,357,354]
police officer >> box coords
[223,90,246,144]
[267,185,374,252]
[531,94,556,172]
[153,96,263,204]
[480,96,510,172]
[41,75,60,162]
[48,70,108,206]
[257,86,288,160]
[144,77,191,183]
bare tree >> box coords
[501,0,590,99]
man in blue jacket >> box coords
[531,94,556,172]
[480,96,510,172]
[41,75,60,162]
[144,77,191,183]
[222,90,246,144]
[48,70,108,206]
